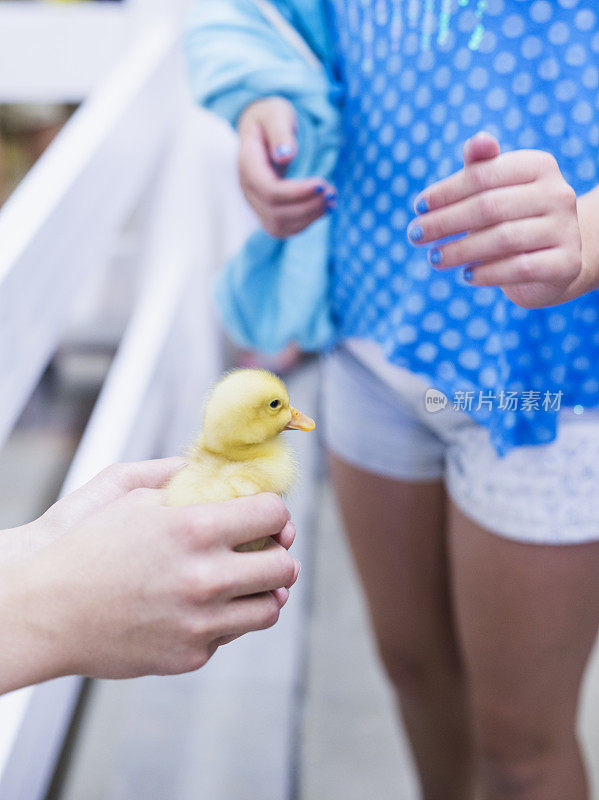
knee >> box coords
[376,638,458,696]
[479,743,550,796]
[475,699,573,796]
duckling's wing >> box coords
[165,446,296,506]
[165,461,241,505]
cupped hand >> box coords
[238,96,336,238]
[407,131,585,309]
[2,492,299,690]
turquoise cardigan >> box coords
[185,0,342,353]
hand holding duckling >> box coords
[165,369,315,551]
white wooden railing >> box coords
[0,3,317,798]
[0,1,227,797]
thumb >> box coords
[257,97,298,167]
[463,130,501,165]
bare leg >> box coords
[449,502,599,800]
[329,454,475,800]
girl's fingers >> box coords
[428,217,556,270]
[464,248,566,287]
[463,131,501,165]
[245,186,329,238]
[273,197,329,236]
[261,177,330,206]
[274,193,329,222]
[278,211,325,237]
[240,124,326,205]
[408,183,547,245]
[238,101,335,237]
[414,149,549,213]
[256,102,298,165]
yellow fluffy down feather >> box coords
[165,369,315,551]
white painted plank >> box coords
[0,2,131,102]
[63,107,224,485]
[0,689,31,779]
[0,107,224,800]
[0,679,81,800]
[0,24,179,453]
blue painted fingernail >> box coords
[325,192,337,202]
[429,248,442,266]
[274,144,293,159]
[464,266,473,282]
[408,224,423,242]
[415,197,428,214]
[314,185,324,194]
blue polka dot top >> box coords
[326,0,599,454]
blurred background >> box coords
[0,2,598,799]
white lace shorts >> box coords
[322,345,599,545]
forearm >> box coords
[0,563,69,694]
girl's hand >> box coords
[407,131,587,309]
[237,97,336,239]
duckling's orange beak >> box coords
[284,406,316,431]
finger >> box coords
[124,487,167,507]
[408,183,546,245]
[427,217,556,270]
[119,458,186,491]
[42,460,183,536]
[78,457,184,503]
[226,543,299,597]
[212,633,240,647]
[275,193,331,220]
[246,187,330,237]
[413,149,547,213]
[464,248,564,287]
[463,131,501,165]
[240,132,327,205]
[273,520,296,550]
[177,493,290,549]
[219,591,282,636]
[272,587,290,608]
[279,203,330,234]
[255,99,298,165]
[265,202,329,238]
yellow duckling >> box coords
[165,369,315,551]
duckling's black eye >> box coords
[270,399,281,409]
